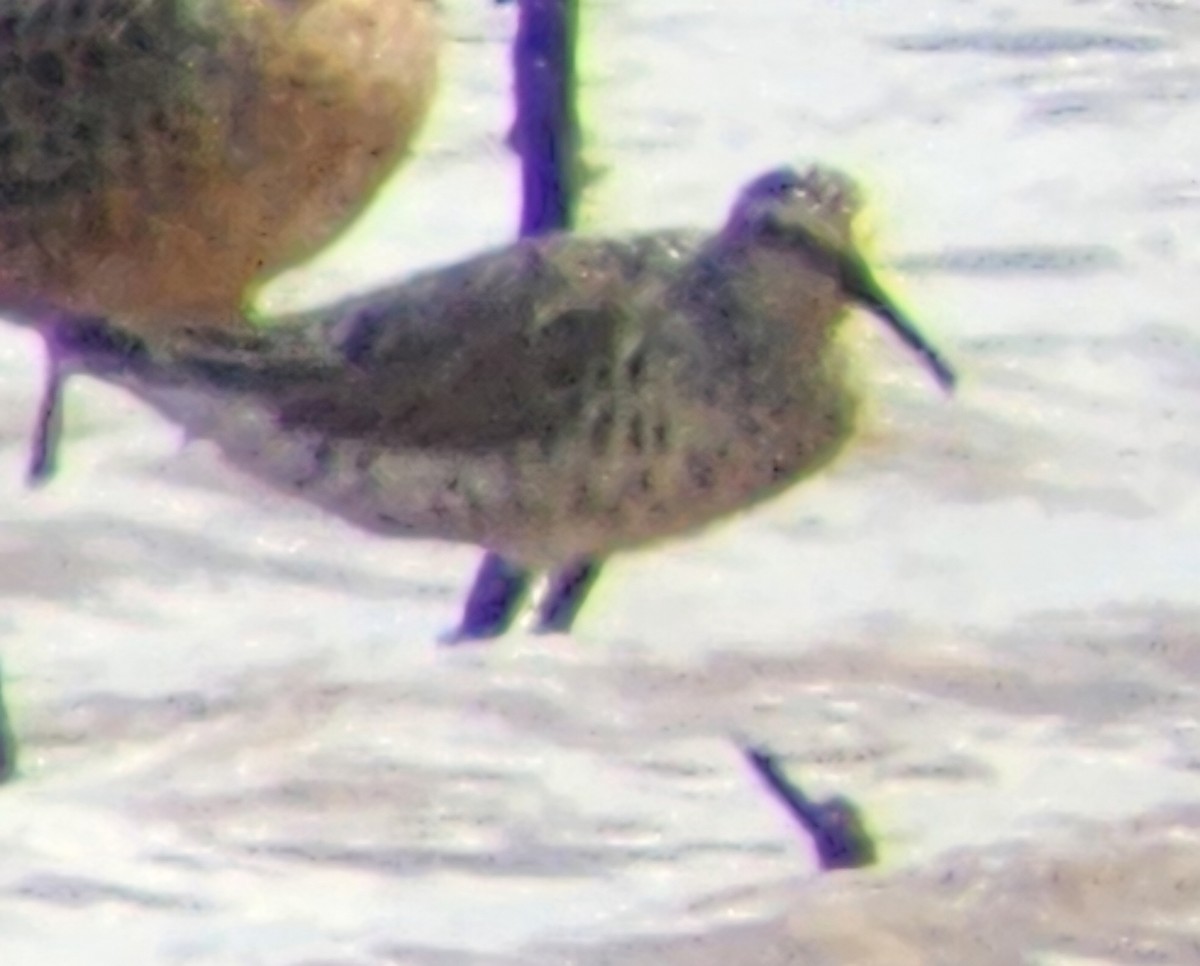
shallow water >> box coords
[3,0,1200,962]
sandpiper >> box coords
[37,163,955,638]
[0,0,439,480]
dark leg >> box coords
[450,552,534,642]
[26,333,67,486]
[0,660,14,783]
[743,747,877,871]
[510,0,580,236]
[535,557,602,633]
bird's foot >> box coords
[743,745,877,871]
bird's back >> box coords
[133,229,704,448]
[0,0,438,333]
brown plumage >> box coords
[1,0,437,329]
[40,165,954,573]
[1,0,439,477]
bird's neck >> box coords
[680,240,847,391]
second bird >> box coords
[1,0,439,478]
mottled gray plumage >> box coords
[47,164,953,574]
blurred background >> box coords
[3,0,1200,961]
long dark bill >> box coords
[838,250,957,394]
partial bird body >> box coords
[0,0,438,336]
[42,165,952,573]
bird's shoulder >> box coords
[317,228,704,363]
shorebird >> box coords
[1,0,439,481]
[34,163,955,637]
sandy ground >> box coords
[3,0,1200,962]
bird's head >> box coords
[724,165,956,393]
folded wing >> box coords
[172,231,701,453]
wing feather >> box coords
[164,230,702,452]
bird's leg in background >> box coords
[26,313,97,486]
[743,747,877,871]
[27,331,66,486]
[511,0,580,236]
[0,658,15,784]
[535,557,601,633]
[456,0,590,639]
[25,313,132,485]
